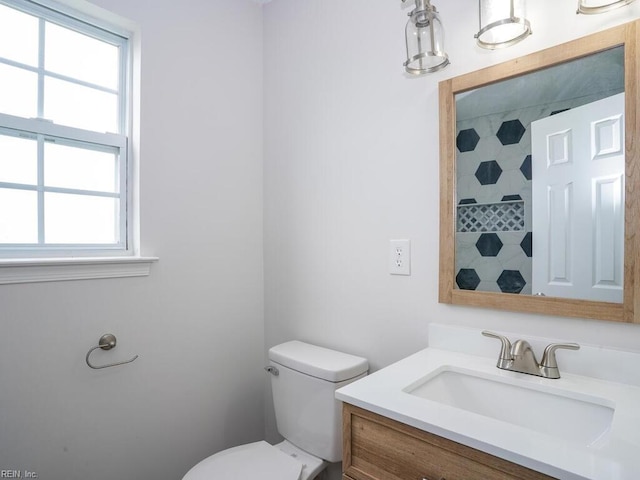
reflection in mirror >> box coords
[454,47,624,302]
[438,20,640,323]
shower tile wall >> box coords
[455,93,615,295]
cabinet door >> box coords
[343,404,556,480]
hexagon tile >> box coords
[496,119,526,145]
[476,233,503,256]
[497,270,526,294]
[457,128,480,152]
[520,155,532,181]
[475,160,502,185]
[456,268,481,290]
[520,232,533,258]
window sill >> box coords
[0,256,159,284]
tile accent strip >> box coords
[457,201,525,233]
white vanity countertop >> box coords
[336,327,640,480]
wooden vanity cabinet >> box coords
[342,403,556,480]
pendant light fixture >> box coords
[577,0,636,14]
[475,0,532,49]
[402,0,449,75]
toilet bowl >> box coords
[182,440,326,480]
[181,340,368,480]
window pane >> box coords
[0,133,37,185]
[0,63,38,118]
[45,142,118,193]
[45,22,119,90]
[44,77,118,132]
[45,192,118,244]
[0,188,38,243]
[0,4,39,67]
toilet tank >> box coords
[268,341,368,463]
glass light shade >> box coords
[475,0,531,49]
[404,1,449,75]
[577,0,636,14]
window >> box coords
[0,0,130,258]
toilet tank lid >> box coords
[269,341,368,382]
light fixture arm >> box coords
[414,0,429,12]
[402,0,432,22]
[401,0,427,8]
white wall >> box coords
[0,1,265,479]
[263,2,640,476]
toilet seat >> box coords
[182,441,303,480]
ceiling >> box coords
[456,46,624,121]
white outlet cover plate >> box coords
[389,239,411,275]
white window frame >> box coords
[0,0,156,283]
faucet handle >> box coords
[482,331,512,361]
[540,342,580,369]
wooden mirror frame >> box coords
[439,20,640,323]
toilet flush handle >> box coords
[264,366,279,376]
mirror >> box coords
[439,20,640,323]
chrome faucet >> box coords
[482,331,580,379]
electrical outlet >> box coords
[389,239,411,275]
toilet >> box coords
[182,340,368,480]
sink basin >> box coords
[404,367,615,446]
